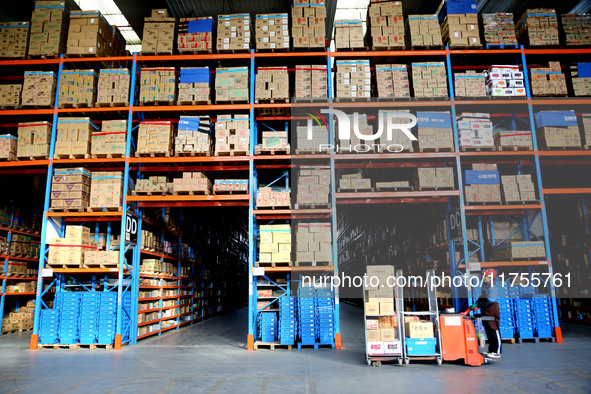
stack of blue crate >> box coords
[97,292,118,344]
[297,287,316,345]
[58,292,81,344]
[39,309,60,344]
[497,282,516,339]
[315,289,335,345]
[121,293,133,343]
[278,296,296,345]
[532,294,554,339]
[79,292,100,344]
[259,312,277,342]
[514,298,535,339]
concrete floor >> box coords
[0,303,590,393]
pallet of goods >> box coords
[530,62,567,97]
[58,69,97,108]
[535,111,582,149]
[175,116,212,156]
[214,114,249,156]
[335,20,365,50]
[463,163,502,204]
[142,9,175,54]
[21,71,57,107]
[17,121,51,159]
[178,16,213,53]
[172,172,212,195]
[0,135,17,161]
[291,0,326,49]
[416,111,454,152]
[256,187,290,209]
[177,67,211,105]
[516,8,559,47]
[213,179,248,194]
[0,84,22,109]
[294,65,327,100]
[88,171,125,211]
[413,167,454,190]
[295,223,332,266]
[256,131,289,155]
[500,175,537,204]
[406,15,443,48]
[258,224,291,267]
[66,10,125,56]
[96,69,130,107]
[50,168,91,211]
[375,64,410,98]
[411,62,448,98]
[28,0,70,58]
[481,13,518,48]
[91,120,127,158]
[494,130,533,151]
[139,67,176,105]
[457,112,494,150]
[255,67,289,103]
[335,59,371,100]
[136,120,174,157]
[47,226,97,268]
[339,173,373,192]
[368,0,405,50]
[561,14,591,46]
[454,70,486,97]
[485,65,526,97]
[296,166,330,208]
[255,13,290,51]
[54,117,95,159]
[217,13,251,52]
[0,22,29,59]
[215,67,249,103]
[438,0,481,48]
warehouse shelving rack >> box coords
[1,46,590,348]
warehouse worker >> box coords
[470,268,501,360]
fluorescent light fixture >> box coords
[72,0,142,52]
[333,0,370,39]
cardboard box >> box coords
[214,114,249,155]
[530,62,567,97]
[54,117,95,158]
[140,67,176,104]
[0,135,18,160]
[255,13,290,50]
[178,16,213,53]
[67,10,125,57]
[375,64,410,98]
[17,121,51,159]
[366,329,381,342]
[217,13,251,52]
[482,13,518,47]
[562,14,591,46]
[172,172,212,194]
[258,224,291,265]
[493,240,546,260]
[91,119,127,157]
[457,112,495,148]
[335,20,365,49]
[406,321,434,338]
[177,67,211,104]
[58,69,97,107]
[89,171,125,209]
[137,120,174,155]
[21,71,57,107]
[142,9,175,54]
[215,67,249,103]
[294,64,327,100]
[97,68,130,106]
[0,22,29,58]
[516,8,559,47]
[335,59,371,100]
[175,115,212,155]
[440,13,482,47]
[485,65,525,97]
[28,1,70,57]
[406,14,442,48]
[380,302,395,315]
[48,225,96,267]
[291,2,326,49]
[255,66,289,102]
[454,70,486,97]
[412,62,448,98]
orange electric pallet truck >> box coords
[439,308,497,367]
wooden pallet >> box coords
[79,343,114,350]
[501,338,517,344]
[48,207,88,213]
[497,146,533,151]
[39,343,82,349]
[96,102,129,108]
[214,150,248,156]
[0,156,17,161]
[171,190,211,195]
[485,44,519,49]
[334,97,372,102]
[375,186,414,192]
[53,153,91,160]
[411,45,445,50]
[255,146,290,155]
[460,146,496,152]
[256,204,291,210]
[371,45,405,51]
[338,187,374,192]
[257,107,290,117]
[1,328,32,334]
[464,201,502,206]
[215,100,249,105]
[18,155,48,161]
[20,105,52,109]
[417,186,455,191]
[296,342,335,349]
[82,263,119,269]
[87,206,121,212]
[213,190,248,195]
[583,145,591,150]
[174,151,211,157]
[253,341,292,350]
[177,100,212,105]
[446,45,484,50]
[135,151,171,157]
[131,190,168,196]
[416,147,454,153]
[140,101,176,106]
[0,105,20,110]
[540,145,584,150]
[90,153,126,159]
[27,54,60,59]
[254,47,291,53]
[140,51,174,56]
[217,48,252,54]
[255,261,292,268]
[516,337,540,344]
[45,264,82,269]
[295,203,330,209]
[295,149,322,155]
[255,98,290,104]
[178,49,213,55]
[294,261,331,267]
[58,103,94,109]
[503,200,540,205]
[336,46,369,51]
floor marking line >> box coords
[260,377,270,394]
[208,378,224,394]
[6,377,53,394]
[524,372,584,393]
[107,378,137,394]
[56,377,95,394]
[487,375,528,394]
[157,378,179,394]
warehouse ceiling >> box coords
[2,0,591,37]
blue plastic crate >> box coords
[537,329,553,338]
[500,327,515,339]
[406,337,437,356]
[518,329,535,339]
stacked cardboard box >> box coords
[89,232,120,251]
[493,241,546,260]
[572,76,591,97]
[257,187,290,209]
[415,111,454,151]
[6,234,39,258]
[335,20,365,49]
[562,14,591,46]
[516,8,559,47]
[0,84,22,108]
[413,167,454,189]
[405,318,434,338]
[365,266,399,355]
[213,179,248,194]
[485,65,526,97]
[294,65,327,100]
[411,62,448,97]
[215,67,248,103]
[137,120,174,155]
[291,0,326,49]
[175,116,212,155]
[259,224,291,264]
[535,111,581,149]
[2,306,34,333]
[255,67,289,102]
[172,172,212,194]
[259,131,288,152]
[139,67,176,104]
[406,15,442,48]
[295,125,328,153]
[214,114,249,155]
[368,0,404,49]
[135,176,171,194]
[58,69,97,107]
[29,1,69,58]
[441,13,481,47]
[375,180,411,190]
[530,62,567,97]
[339,173,372,190]
[50,168,91,210]
[492,219,522,242]
[501,175,537,203]
[337,114,375,152]
[54,117,95,158]
[335,60,371,100]
[21,71,56,107]
[297,167,330,207]
[375,64,410,98]
[454,70,486,97]
[177,67,210,104]
[142,9,175,54]
[84,249,119,268]
[48,226,97,267]
[494,130,533,150]
[97,69,130,106]
[463,163,502,204]
[482,13,518,47]
[66,10,125,56]
[89,171,124,209]
[178,17,213,53]
[91,119,127,157]
[457,112,494,149]
[255,13,290,50]
[0,135,17,160]
[0,22,29,58]
[217,13,251,52]
[376,110,414,152]
[4,281,36,294]
[295,223,332,263]
[17,121,50,159]
[581,114,591,146]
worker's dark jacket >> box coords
[476,283,500,330]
